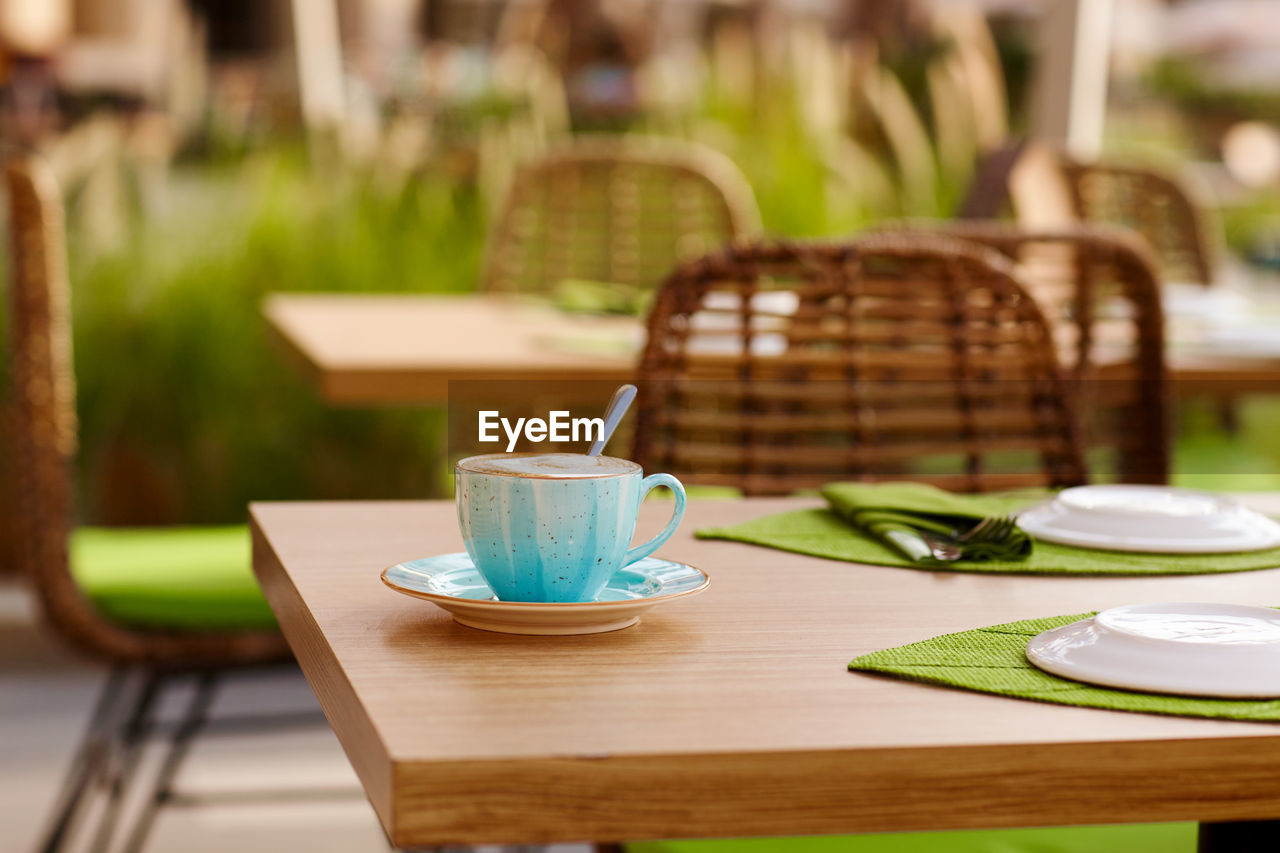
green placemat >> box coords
[696,498,1280,576]
[849,612,1280,722]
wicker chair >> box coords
[912,222,1170,484]
[963,145,1217,288]
[632,233,1088,495]
[7,155,292,853]
[1059,159,1215,287]
[480,135,761,298]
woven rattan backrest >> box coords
[633,234,1088,495]
[7,156,78,594]
[4,155,135,660]
[921,223,1169,484]
[1061,160,1214,286]
[5,156,286,665]
[480,136,761,296]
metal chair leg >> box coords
[119,671,222,853]
[37,666,136,853]
[88,671,167,853]
[1199,819,1280,852]
[42,662,361,853]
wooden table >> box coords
[265,293,1280,406]
[251,495,1280,849]
[264,294,637,405]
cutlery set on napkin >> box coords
[822,482,1033,564]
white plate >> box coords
[1027,602,1280,698]
[1017,485,1280,553]
[381,553,709,635]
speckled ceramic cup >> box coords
[455,453,686,603]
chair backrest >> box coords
[966,140,1078,227]
[956,140,1027,220]
[967,145,1217,288]
[1058,159,1215,286]
[5,154,109,656]
[7,156,78,587]
[6,155,283,665]
[479,135,761,296]
[920,222,1169,484]
[632,233,1088,495]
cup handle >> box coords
[623,473,686,566]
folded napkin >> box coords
[849,612,1280,722]
[822,482,1033,564]
[696,487,1280,576]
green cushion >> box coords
[71,525,276,631]
[630,823,1193,853]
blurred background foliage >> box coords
[53,150,483,522]
[7,0,1280,526]
[32,37,989,525]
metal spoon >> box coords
[588,384,637,456]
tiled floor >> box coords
[2,582,596,852]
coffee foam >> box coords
[458,453,639,479]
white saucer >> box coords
[1027,603,1280,698]
[1017,485,1280,553]
[381,553,709,635]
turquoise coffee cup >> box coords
[456,453,687,603]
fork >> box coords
[919,515,1019,562]
[919,532,963,561]
[957,515,1017,545]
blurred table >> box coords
[252,495,1280,849]
[1156,281,1280,397]
[1085,281,1280,395]
[1095,351,1280,398]
[264,294,639,405]
[1164,356,1280,397]
[266,293,1280,408]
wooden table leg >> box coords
[1198,819,1280,852]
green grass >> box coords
[60,149,485,522]
[1171,399,1280,492]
